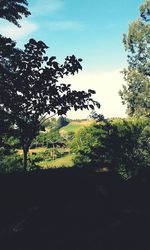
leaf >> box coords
[88,89,96,94]
[89,105,94,110]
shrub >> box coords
[71,121,116,170]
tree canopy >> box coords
[0,0,30,152]
[0,0,30,130]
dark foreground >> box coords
[0,168,150,250]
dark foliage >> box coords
[0,0,30,27]
[56,116,69,129]
[0,168,150,250]
[90,111,107,122]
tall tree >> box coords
[119,0,150,117]
[0,38,100,171]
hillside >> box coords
[60,120,94,135]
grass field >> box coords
[37,154,74,169]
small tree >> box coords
[56,116,69,129]
[0,39,100,171]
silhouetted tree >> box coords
[0,38,100,171]
[0,0,99,171]
[90,111,107,122]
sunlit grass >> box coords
[37,154,74,169]
[17,147,47,155]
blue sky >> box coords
[0,0,144,118]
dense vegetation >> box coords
[72,117,150,178]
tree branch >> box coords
[39,113,57,126]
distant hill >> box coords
[59,120,93,135]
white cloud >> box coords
[31,0,64,16]
[62,69,127,119]
[46,21,85,31]
[0,20,38,40]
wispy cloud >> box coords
[0,20,38,40]
[46,20,85,31]
[105,23,118,30]
[31,0,64,16]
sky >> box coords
[0,0,144,119]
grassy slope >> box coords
[60,120,93,135]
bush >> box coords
[0,150,22,173]
[71,121,116,170]
[112,117,149,177]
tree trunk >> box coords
[53,144,55,160]
[23,147,28,172]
